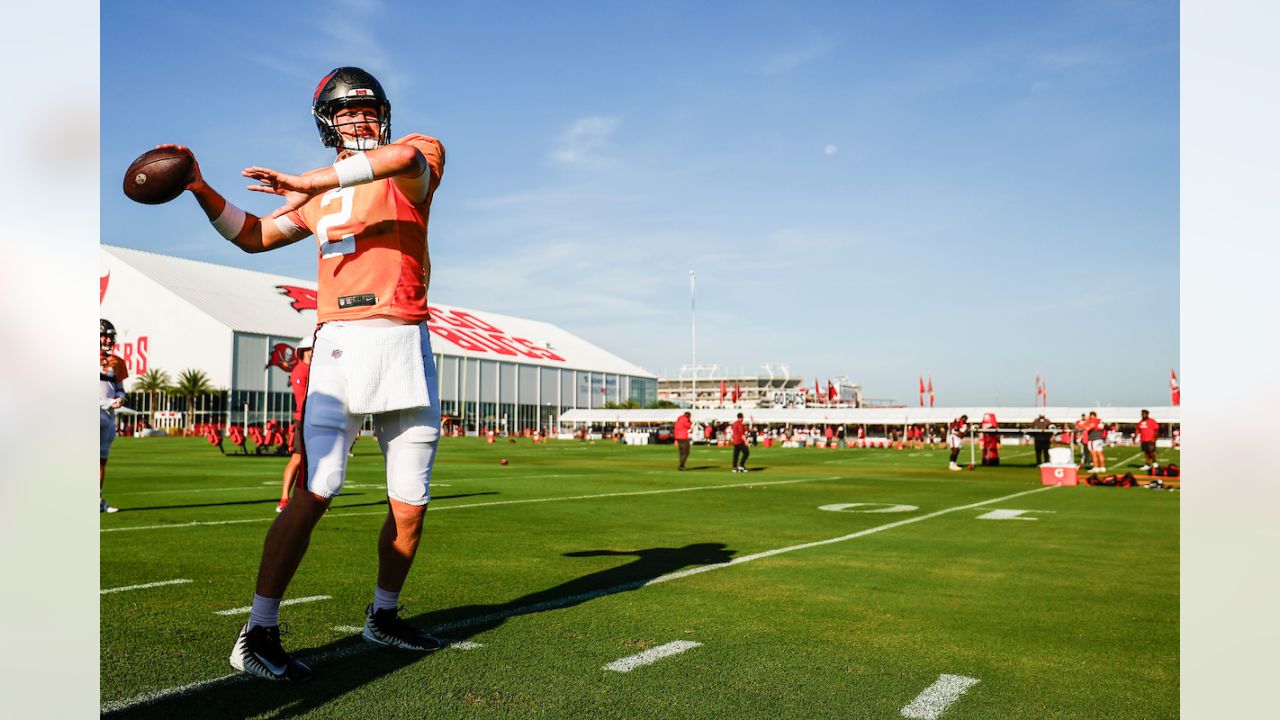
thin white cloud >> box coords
[1035,48,1103,70]
[551,115,621,164]
[335,0,383,10]
[761,38,833,75]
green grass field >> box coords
[100,437,1179,719]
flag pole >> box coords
[690,271,696,409]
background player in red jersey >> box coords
[167,67,447,682]
[674,411,692,470]
[1085,411,1107,472]
[731,413,749,472]
[277,334,314,513]
[1136,409,1161,470]
[99,319,127,513]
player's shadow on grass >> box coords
[108,542,736,719]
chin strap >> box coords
[341,137,381,151]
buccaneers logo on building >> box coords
[266,343,297,372]
[276,285,319,312]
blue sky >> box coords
[101,0,1178,406]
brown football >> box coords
[123,147,194,205]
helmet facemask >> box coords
[311,67,392,152]
[319,100,391,151]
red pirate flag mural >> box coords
[266,343,298,372]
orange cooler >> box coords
[1040,465,1078,486]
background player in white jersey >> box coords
[167,66,446,682]
[99,319,126,513]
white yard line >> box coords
[120,485,276,496]
[604,640,702,672]
[101,579,192,595]
[101,484,1053,715]
[446,640,484,650]
[120,481,455,495]
[101,476,844,533]
[331,626,483,650]
[900,674,981,719]
[1111,450,1145,468]
[99,642,369,716]
[213,595,331,616]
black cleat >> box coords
[229,623,312,682]
[362,604,443,651]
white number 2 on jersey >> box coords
[315,186,356,258]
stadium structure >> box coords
[658,364,863,409]
[99,245,657,434]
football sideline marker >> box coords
[100,476,845,533]
[604,640,702,672]
[101,579,192,595]
[900,673,981,719]
[214,595,331,616]
[332,626,483,650]
[101,483,1055,715]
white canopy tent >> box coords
[560,406,1180,427]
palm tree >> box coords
[132,368,172,426]
[173,368,216,433]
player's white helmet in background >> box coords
[311,66,391,151]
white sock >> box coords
[248,594,282,630]
[373,586,400,612]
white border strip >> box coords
[900,673,981,719]
[101,579,192,595]
[101,476,844,533]
[102,485,1053,714]
[213,595,331,616]
[604,640,702,672]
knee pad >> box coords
[303,392,359,499]
[378,407,440,506]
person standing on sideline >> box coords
[169,66,447,682]
[1029,414,1053,465]
[731,413,750,472]
[99,319,127,513]
[1136,409,1160,470]
[1073,414,1088,467]
[1085,411,1107,472]
[947,414,969,471]
[277,333,315,512]
[674,411,692,471]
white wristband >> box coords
[212,201,247,241]
[273,214,308,241]
[334,152,375,188]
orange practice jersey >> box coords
[287,133,445,323]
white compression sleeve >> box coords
[211,201,247,240]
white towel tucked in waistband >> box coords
[340,324,430,415]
